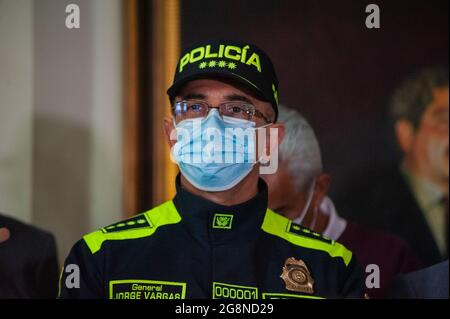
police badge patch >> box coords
[280,257,315,294]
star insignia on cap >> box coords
[208,60,217,67]
[218,60,227,68]
[199,61,207,69]
[228,62,237,70]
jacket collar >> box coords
[172,174,268,243]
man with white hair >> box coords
[263,105,423,298]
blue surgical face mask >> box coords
[171,109,258,192]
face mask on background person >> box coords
[172,109,259,192]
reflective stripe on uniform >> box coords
[261,208,353,266]
[83,200,181,254]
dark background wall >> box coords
[180,0,449,198]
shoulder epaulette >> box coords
[83,200,180,254]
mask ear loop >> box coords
[309,203,319,230]
[293,179,316,226]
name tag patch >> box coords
[109,279,186,299]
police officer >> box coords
[59,40,364,299]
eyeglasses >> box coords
[172,100,272,124]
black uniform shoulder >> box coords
[82,200,180,254]
[0,213,59,298]
[0,213,57,262]
[0,213,55,243]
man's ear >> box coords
[163,117,176,148]
[311,173,331,210]
[395,119,415,154]
[265,123,285,155]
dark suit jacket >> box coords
[388,260,449,299]
[339,221,423,298]
[0,214,59,298]
[336,166,443,267]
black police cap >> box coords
[167,40,280,122]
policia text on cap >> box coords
[59,40,365,299]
